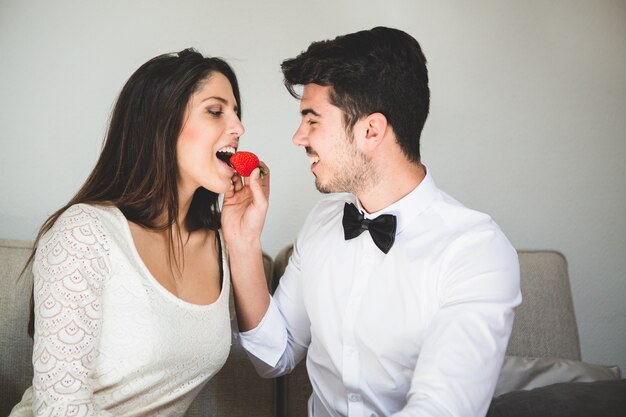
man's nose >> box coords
[292,123,308,146]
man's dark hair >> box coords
[281,26,429,163]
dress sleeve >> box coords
[31,205,112,416]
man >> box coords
[223,26,521,417]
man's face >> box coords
[292,84,374,194]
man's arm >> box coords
[227,238,271,331]
[237,236,311,377]
[393,229,522,417]
[222,168,311,376]
[221,167,271,331]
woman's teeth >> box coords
[219,146,236,154]
[216,147,236,164]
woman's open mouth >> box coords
[216,147,236,167]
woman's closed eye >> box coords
[207,108,223,117]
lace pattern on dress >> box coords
[32,204,111,416]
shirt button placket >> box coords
[348,393,360,402]
[342,240,374,417]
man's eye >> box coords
[307,120,317,125]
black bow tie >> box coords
[342,202,397,254]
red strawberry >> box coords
[229,151,267,177]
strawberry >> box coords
[229,151,267,177]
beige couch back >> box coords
[0,240,33,417]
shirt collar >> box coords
[354,166,438,235]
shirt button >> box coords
[348,393,361,402]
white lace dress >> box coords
[10,204,231,417]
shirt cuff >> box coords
[237,296,288,367]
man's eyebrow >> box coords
[301,108,321,117]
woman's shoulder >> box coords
[56,202,126,233]
[41,202,127,251]
[35,203,117,284]
[56,202,110,222]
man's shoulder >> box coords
[431,190,500,235]
[428,190,517,266]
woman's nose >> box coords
[231,116,245,137]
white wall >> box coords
[1,1,625,371]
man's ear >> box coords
[362,112,388,150]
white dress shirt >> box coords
[239,170,521,417]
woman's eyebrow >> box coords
[201,96,228,104]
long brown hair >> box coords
[24,48,242,336]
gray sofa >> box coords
[2,238,623,416]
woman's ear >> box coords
[362,112,388,150]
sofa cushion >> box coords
[495,356,621,397]
[487,379,626,417]
[508,251,581,360]
[0,239,35,417]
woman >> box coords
[10,48,268,416]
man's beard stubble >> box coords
[314,144,378,195]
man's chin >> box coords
[315,178,332,194]
[316,178,343,194]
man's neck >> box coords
[357,162,425,214]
